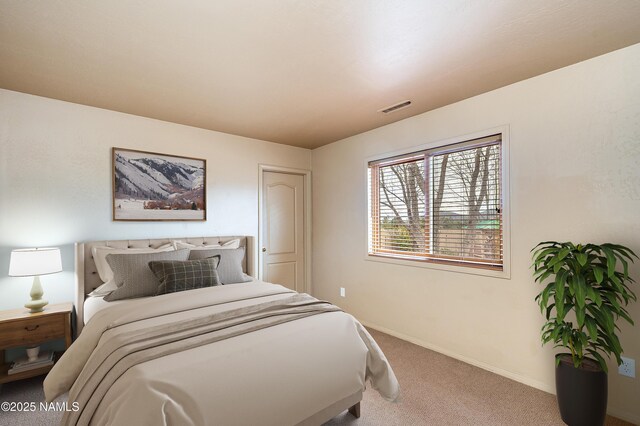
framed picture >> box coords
[112,147,206,221]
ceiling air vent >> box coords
[378,100,412,114]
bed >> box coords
[43,236,399,425]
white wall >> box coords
[0,89,311,310]
[312,43,640,422]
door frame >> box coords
[258,164,312,294]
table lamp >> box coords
[9,247,62,313]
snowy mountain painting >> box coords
[113,148,206,221]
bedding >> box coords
[87,280,116,297]
[47,282,400,425]
[149,256,222,294]
[91,243,174,283]
[83,277,261,324]
[104,249,189,301]
[188,247,252,284]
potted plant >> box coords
[532,242,637,426]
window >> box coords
[368,134,503,271]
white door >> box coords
[261,171,305,291]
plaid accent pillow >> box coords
[149,256,222,295]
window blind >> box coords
[368,134,503,270]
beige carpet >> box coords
[326,329,633,426]
[0,328,633,425]
[0,377,65,425]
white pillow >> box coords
[88,280,117,297]
[174,239,241,251]
[91,243,174,283]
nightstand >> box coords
[0,302,73,384]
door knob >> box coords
[262,247,267,252]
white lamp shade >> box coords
[9,247,62,277]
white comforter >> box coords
[44,282,399,425]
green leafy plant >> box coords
[532,242,637,372]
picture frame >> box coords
[112,147,206,221]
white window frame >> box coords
[364,126,511,279]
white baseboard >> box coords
[606,407,640,426]
[361,320,640,425]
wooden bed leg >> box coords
[348,402,361,419]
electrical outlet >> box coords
[340,287,346,298]
[619,356,635,378]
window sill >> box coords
[365,253,511,279]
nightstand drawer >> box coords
[0,315,65,348]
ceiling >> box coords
[1,1,640,149]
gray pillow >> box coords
[188,247,252,284]
[149,256,222,295]
[104,249,190,301]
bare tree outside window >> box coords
[431,145,501,262]
[378,159,426,253]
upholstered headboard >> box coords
[74,236,254,336]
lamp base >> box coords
[25,276,48,313]
[25,299,48,313]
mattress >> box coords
[83,296,133,324]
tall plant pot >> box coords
[555,354,608,426]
